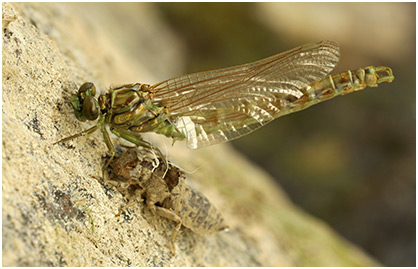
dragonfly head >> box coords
[71,82,100,122]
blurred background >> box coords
[150,3,415,266]
[50,2,413,266]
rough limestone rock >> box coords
[2,3,379,266]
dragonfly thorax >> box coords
[95,83,186,142]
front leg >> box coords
[100,125,115,177]
[115,194,144,219]
[92,175,144,218]
[53,124,99,145]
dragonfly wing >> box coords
[150,40,340,149]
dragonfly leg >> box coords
[101,126,115,178]
[110,126,168,169]
[152,205,182,256]
[53,125,99,145]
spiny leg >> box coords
[92,173,144,218]
[153,206,183,256]
[101,125,115,178]
[115,195,144,219]
[110,126,168,169]
[53,125,99,145]
[54,124,113,179]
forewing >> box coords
[150,40,340,149]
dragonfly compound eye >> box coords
[70,82,98,121]
[78,82,96,97]
[82,95,100,120]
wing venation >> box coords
[150,40,340,149]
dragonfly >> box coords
[53,40,394,172]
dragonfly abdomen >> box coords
[306,66,394,103]
[268,66,394,120]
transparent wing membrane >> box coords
[150,40,340,149]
